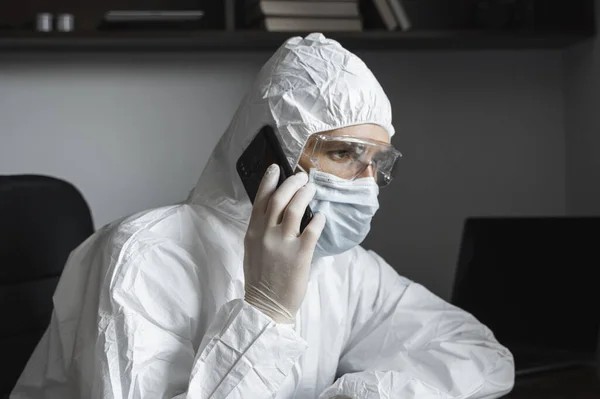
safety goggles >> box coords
[300,134,402,187]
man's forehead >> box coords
[319,124,390,144]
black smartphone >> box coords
[237,125,314,233]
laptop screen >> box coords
[451,217,600,356]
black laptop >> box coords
[451,217,600,376]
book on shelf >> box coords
[246,0,360,19]
[100,10,205,30]
[225,0,236,30]
[245,0,362,32]
[372,0,397,30]
[361,0,411,31]
[104,10,205,22]
[388,0,411,31]
[253,17,362,31]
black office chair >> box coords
[0,175,94,397]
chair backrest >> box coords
[0,175,94,396]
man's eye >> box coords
[328,150,351,161]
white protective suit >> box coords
[11,33,514,399]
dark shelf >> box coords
[0,29,594,52]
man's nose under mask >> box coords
[307,169,380,258]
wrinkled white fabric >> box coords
[11,33,514,399]
[308,170,379,258]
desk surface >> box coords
[505,367,600,399]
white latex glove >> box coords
[244,163,326,324]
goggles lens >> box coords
[302,134,401,187]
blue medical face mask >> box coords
[307,169,380,258]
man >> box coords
[12,33,514,399]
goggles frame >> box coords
[301,133,402,187]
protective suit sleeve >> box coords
[99,244,307,399]
[319,250,515,399]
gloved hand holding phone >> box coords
[243,164,326,324]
